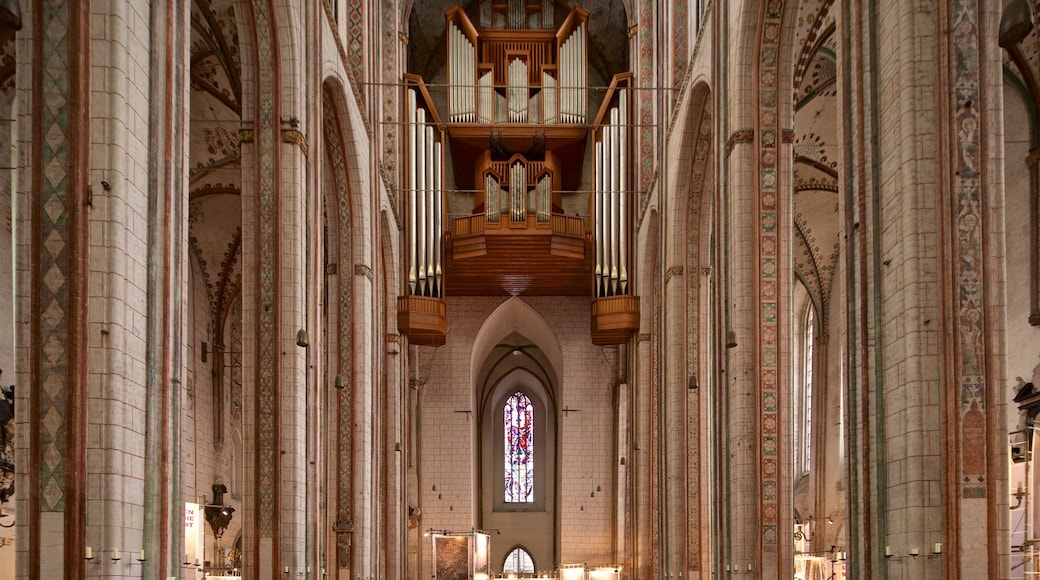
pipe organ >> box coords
[398,1,638,346]
[406,87,445,299]
[446,3,587,125]
[594,88,629,297]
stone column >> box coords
[18,1,90,578]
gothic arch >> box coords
[469,297,564,386]
[320,77,362,575]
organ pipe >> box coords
[557,23,586,123]
[508,58,528,123]
[407,89,417,293]
[416,107,427,294]
[543,72,557,124]
[594,89,630,298]
[406,86,444,298]
[426,125,435,294]
[619,89,628,293]
[511,161,526,222]
[604,105,613,294]
[599,141,607,295]
[449,22,476,122]
[537,174,550,222]
[509,0,522,29]
[486,174,500,222]
[609,106,619,295]
[478,71,493,124]
[433,140,442,295]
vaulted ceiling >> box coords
[792,1,839,324]
[189,0,243,337]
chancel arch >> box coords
[472,298,562,575]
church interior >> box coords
[2,0,1039,578]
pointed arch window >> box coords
[796,304,815,475]
[503,546,535,574]
[504,392,534,502]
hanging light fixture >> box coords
[1000,0,1034,48]
[0,0,21,31]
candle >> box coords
[910,548,919,556]
[85,546,93,559]
[933,542,942,554]
[884,546,892,557]
[139,549,145,561]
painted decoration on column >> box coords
[950,0,987,498]
[757,0,786,550]
[247,0,281,536]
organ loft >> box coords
[397,0,639,347]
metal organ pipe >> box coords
[509,0,522,29]
[511,162,526,222]
[486,174,499,222]
[579,23,586,122]
[563,35,572,122]
[508,58,528,123]
[607,107,615,295]
[426,126,434,297]
[449,22,476,122]
[618,90,628,293]
[416,107,427,294]
[478,71,493,124]
[466,32,474,121]
[448,25,457,121]
[407,89,418,293]
[543,72,556,124]
[599,140,607,295]
[607,107,611,293]
[433,139,442,296]
[594,95,629,297]
[537,174,550,222]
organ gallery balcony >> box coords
[445,212,592,296]
[397,295,447,347]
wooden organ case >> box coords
[396,0,639,346]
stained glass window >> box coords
[504,391,534,502]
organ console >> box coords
[397,0,639,346]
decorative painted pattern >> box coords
[381,0,398,205]
[322,2,371,136]
[791,0,834,92]
[649,257,661,574]
[190,0,243,114]
[639,0,654,195]
[950,0,986,497]
[249,0,280,536]
[726,129,754,155]
[323,90,355,564]
[35,0,72,513]
[348,0,364,107]
[686,101,712,569]
[757,0,785,549]
[673,0,687,87]
[665,1,713,140]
